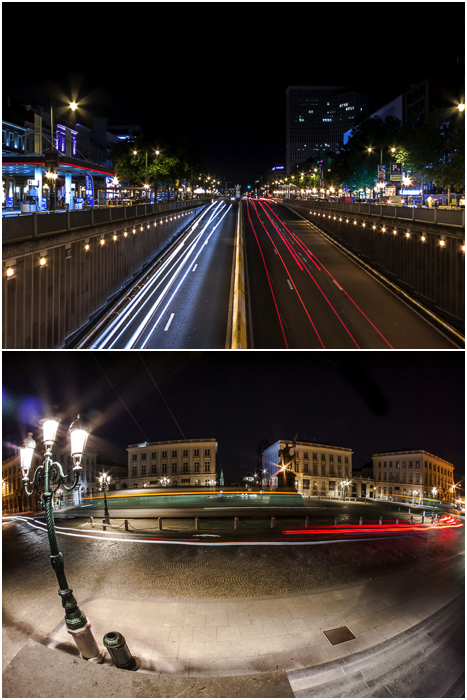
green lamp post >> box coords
[21,413,104,663]
[98,472,111,524]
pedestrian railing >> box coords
[2,199,211,243]
[284,199,465,228]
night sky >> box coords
[2,351,464,483]
[2,6,464,186]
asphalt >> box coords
[2,503,464,698]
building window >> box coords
[384,472,387,481]
[204,448,210,456]
[321,481,326,492]
[183,462,189,472]
[345,467,349,477]
[416,474,420,483]
[304,452,308,459]
[172,463,177,473]
[330,466,334,476]
[321,454,326,461]
[132,465,137,476]
[321,465,326,476]
[338,466,342,477]
[313,464,318,475]
[378,472,381,481]
[304,463,309,473]
[415,461,419,469]
[338,456,342,463]
[141,452,146,460]
[151,452,157,459]
[172,450,177,458]
[409,461,413,468]
[194,449,199,457]
[313,453,317,460]
[162,451,167,458]
[162,464,167,474]
[345,457,349,464]
[204,462,210,472]
[183,449,188,457]
[330,455,334,462]
[194,462,200,472]
[141,465,146,475]
[151,464,156,474]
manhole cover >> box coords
[323,626,356,645]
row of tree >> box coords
[286,108,465,196]
[110,123,207,197]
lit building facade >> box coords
[285,86,369,172]
[262,440,353,496]
[372,449,455,503]
[126,439,218,488]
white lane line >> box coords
[274,249,278,254]
[287,279,293,290]
[164,313,175,331]
[333,280,343,290]
[192,264,198,272]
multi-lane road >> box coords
[79,199,458,349]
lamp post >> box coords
[98,472,111,524]
[20,414,104,663]
[160,477,170,487]
[341,479,351,501]
[431,486,438,519]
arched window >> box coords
[121,483,128,489]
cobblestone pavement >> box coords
[2,505,464,673]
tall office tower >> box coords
[285,86,369,172]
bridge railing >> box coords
[2,199,211,243]
[283,199,465,229]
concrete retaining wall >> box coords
[286,201,465,328]
[3,202,208,348]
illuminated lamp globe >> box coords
[69,414,91,467]
[21,432,36,476]
[41,416,60,450]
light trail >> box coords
[89,202,224,348]
[245,198,289,347]
[255,200,359,348]
[262,200,393,348]
[249,199,325,347]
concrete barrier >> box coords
[231,202,247,349]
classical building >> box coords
[371,449,456,503]
[126,439,218,488]
[262,440,353,496]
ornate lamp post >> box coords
[341,479,351,501]
[20,414,104,663]
[160,477,170,487]
[431,486,438,519]
[98,472,111,524]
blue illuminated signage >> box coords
[272,166,284,171]
[85,173,94,207]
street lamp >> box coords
[160,477,170,487]
[431,486,438,519]
[98,472,111,524]
[341,480,351,501]
[20,414,104,662]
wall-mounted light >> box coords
[85,244,90,251]
[113,235,117,241]
[382,227,386,232]
[421,236,426,242]
[440,239,446,247]
[6,267,15,278]
[123,231,128,237]
[39,257,47,266]
[100,238,105,246]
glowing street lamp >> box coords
[160,477,170,487]
[341,480,351,501]
[20,413,104,662]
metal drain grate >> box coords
[323,626,356,645]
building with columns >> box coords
[262,439,353,496]
[126,439,218,488]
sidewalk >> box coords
[43,552,463,678]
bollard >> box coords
[158,517,162,531]
[102,520,106,531]
[103,631,137,671]
[195,517,200,530]
[271,516,276,528]
[379,516,382,525]
[359,516,363,525]
[305,516,310,526]
[334,517,338,526]
[396,517,399,524]
[408,508,411,514]
[234,517,239,529]
[410,516,413,524]
[90,516,95,528]
[124,519,129,532]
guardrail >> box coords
[283,199,465,229]
[2,199,211,243]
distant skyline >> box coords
[2,5,464,186]
[2,352,464,484]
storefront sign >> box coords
[41,198,47,211]
[85,173,94,207]
[390,163,402,181]
[6,197,13,208]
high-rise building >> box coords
[285,86,369,172]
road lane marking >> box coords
[333,280,343,290]
[192,264,198,272]
[287,279,293,289]
[164,313,175,331]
